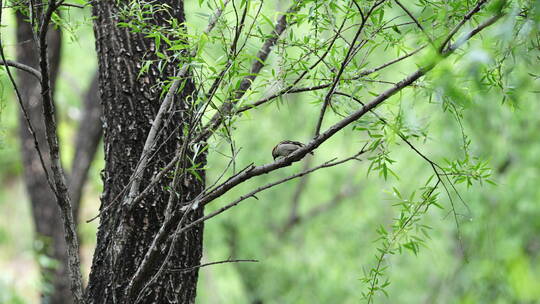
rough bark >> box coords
[86,1,205,303]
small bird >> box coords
[272,140,313,161]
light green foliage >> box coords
[0,278,26,304]
[188,0,539,303]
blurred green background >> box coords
[1,1,540,304]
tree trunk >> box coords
[15,10,73,304]
[15,10,103,303]
[86,1,205,303]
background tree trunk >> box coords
[15,9,102,304]
[69,75,102,222]
[86,1,205,303]
[15,11,71,304]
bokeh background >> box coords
[1,1,540,303]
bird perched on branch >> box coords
[272,140,313,161]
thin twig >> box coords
[366,179,441,304]
[445,12,504,54]
[238,45,425,113]
[168,258,258,273]
[177,150,368,236]
[0,2,55,196]
[439,0,490,53]
[314,0,387,136]
[280,170,361,235]
[394,0,434,46]
[197,3,302,143]
[0,59,42,80]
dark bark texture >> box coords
[87,1,205,303]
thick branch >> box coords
[237,45,426,113]
[37,1,85,303]
[177,152,366,235]
[194,8,505,216]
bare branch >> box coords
[35,0,85,302]
[0,59,42,80]
[168,259,258,273]
[314,17,365,135]
[355,45,426,79]
[60,2,86,9]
